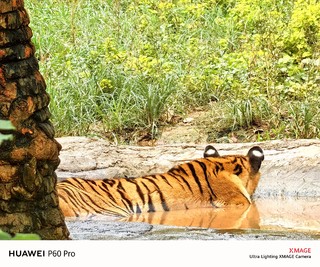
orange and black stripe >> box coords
[57,145,264,217]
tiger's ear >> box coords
[247,146,264,173]
[204,145,220,158]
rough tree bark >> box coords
[0,0,69,239]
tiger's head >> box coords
[203,145,264,204]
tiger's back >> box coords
[57,146,264,217]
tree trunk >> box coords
[0,0,69,239]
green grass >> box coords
[25,0,320,143]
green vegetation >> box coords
[0,120,15,143]
[0,230,41,240]
[25,0,320,143]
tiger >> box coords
[57,145,264,218]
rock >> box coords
[183,117,194,123]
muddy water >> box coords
[65,197,320,239]
[121,197,320,234]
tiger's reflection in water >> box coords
[120,202,260,230]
